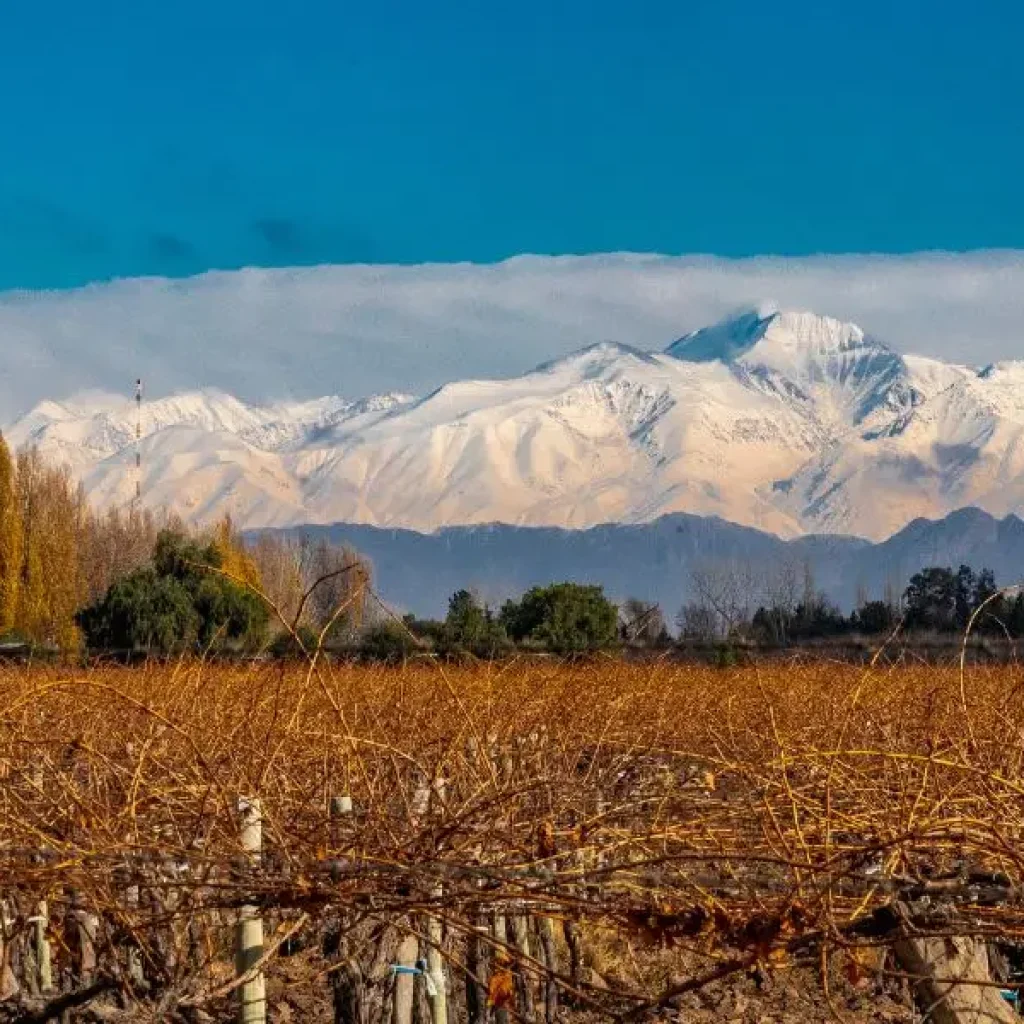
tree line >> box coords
[392,583,625,659]
[3,435,1022,658]
[0,437,627,658]
[0,434,371,656]
[679,560,1024,645]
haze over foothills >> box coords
[2,0,1023,549]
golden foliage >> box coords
[0,433,21,633]
[213,514,263,590]
[487,968,516,1009]
[0,443,159,649]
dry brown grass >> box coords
[2,656,1024,1017]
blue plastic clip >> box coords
[390,960,437,996]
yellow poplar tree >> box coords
[0,435,22,634]
[14,448,46,640]
[14,449,85,650]
[213,514,263,592]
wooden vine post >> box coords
[894,933,1017,1024]
[392,933,419,1024]
[33,900,52,994]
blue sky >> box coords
[1,0,1021,290]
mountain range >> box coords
[6,307,1024,542]
[268,507,1024,619]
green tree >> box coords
[401,613,445,647]
[78,568,199,652]
[852,599,897,635]
[501,583,618,654]
[974,568,998,608]
[954,564,977,629]
[1009,594,1024,638]
[79,528,268,653]
[442,589,507,656]
[360,622,419,662]
[153,528,267,648]
[153,529,219,582]
[904,567,957,631]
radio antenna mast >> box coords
[132,378,143,513]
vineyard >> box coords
[1,656,1023,1023]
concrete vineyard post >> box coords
[236,797,266,1024]
[427,883,447,1024]
[33,900,52,994]
[330,794,354,824]
[329,793,353,864]
[126,882,144,988]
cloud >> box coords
[1,250,1023,422]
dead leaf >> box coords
[487,969,516,1010]
[536,820,557,859]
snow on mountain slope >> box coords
[5,308,1024,540]
[778,357,1024,537]
[5,389,413,468]
[285,341,815,534]
[669,308,920,433]
[82,426,308,527]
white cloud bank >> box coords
[1,250,1023,422]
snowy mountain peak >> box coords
[532,340,659,377]
[665,308,883,370]
[665,308,909,430]
[665,307,775,363]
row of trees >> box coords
[396,583,623,658]
[679,560,1021,645]
[0,436,624,658]
[78,525,373,655]
[6,436,1022,657]
[80,550,1024,658]
[0,432,373,655]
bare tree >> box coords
[686,559,760,639]
[620,598,667,646]
[249,533,373,642]
[300,536,372,641]
[676,601,720,642]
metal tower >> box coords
[133,378,143,511]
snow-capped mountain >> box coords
[5,307,1022,540]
